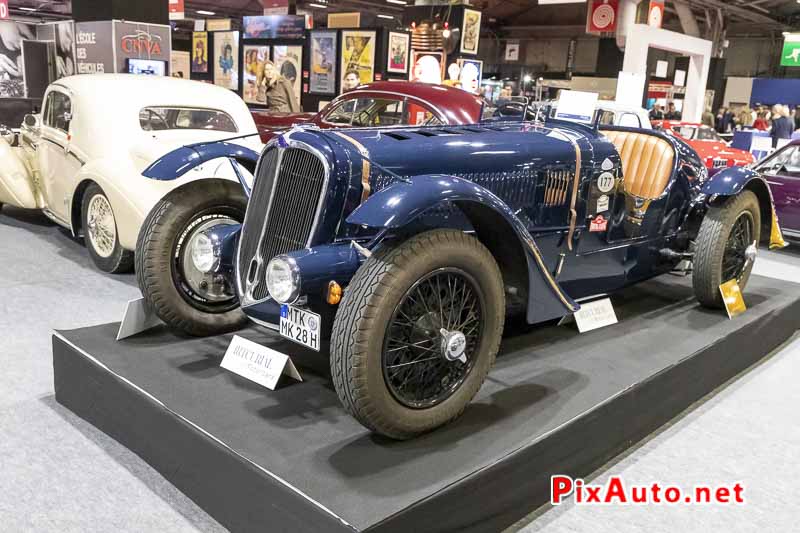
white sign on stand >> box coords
[573,298,618,333]
[221,335,303,390]
[554,90,599,124]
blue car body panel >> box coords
[148,116,781,336]
[142,140,260,181]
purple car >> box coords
[755,140,800,237]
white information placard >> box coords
[555,90,599,124]
[573,298,618,333]
[221,335,303,390]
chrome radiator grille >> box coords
[237,146,327,303]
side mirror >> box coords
[0,124,16,146]
[23,113,40,130]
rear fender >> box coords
[0,138,38,209]
[347,175,579,322]
[701,167,787,249]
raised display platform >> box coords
[53,275,800,533]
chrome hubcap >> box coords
[87,194,116,258]
[440,328,467,363]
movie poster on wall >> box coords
[460,8,481,55]
[309,30,336,94]
[387,32,409,74]
[192,31,208,73]
[243,45,270,104]
[410,50,444,84]
[273,45,302,103]
[0,20,35,97]
[171,50,190,78]
[214,31,239,90]
[340,30,375,93]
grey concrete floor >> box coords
[0,204,798,532]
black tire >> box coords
[693,190,761,308]
[330,229,506,439]
[136,182,248,336]
[82,183,134,274]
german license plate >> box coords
[279,305,321,351]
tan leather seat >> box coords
[601,130,675,200]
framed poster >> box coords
[457,58,483,94]
[171,50,190,78]
[243,45,270,104]
[213,31,239,90]
[191,31,208,73]
[340,30,376,93]
[387,32,409,74]
[309,30,337,95]
[460,8,482,55]
[273,45,302,103]
[410,50,445,84]
[0,20,34,96]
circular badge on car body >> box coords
[597,172,616,193]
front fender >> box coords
[142,141,260,182]
[348,175,579,322]
[700,166,787,250]
[700,166,759,197]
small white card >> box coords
[194,19,205,31]
[573,298,618,333]
[221,335,303,390]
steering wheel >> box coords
[494,101,537,121]
[355,109,374,127]
[147,110,170,131]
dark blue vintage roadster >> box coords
[137,112,786,438]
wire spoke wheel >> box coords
[382,268,485,409]
[86,194,117,258]
[721,211,754,283]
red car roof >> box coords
[346,81,485,125]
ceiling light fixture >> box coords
[309,3,328,7]
[378,14,394,19]
[196,10,216,16]
[387,0,407,5]
[19,6,37,11]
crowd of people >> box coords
[713,104,799,147]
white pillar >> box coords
[620,24,712,123]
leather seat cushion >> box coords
[601,130,675,200]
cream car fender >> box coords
[0,139,40,209]
[72,158,240,251]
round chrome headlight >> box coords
[189,232,216,274]
[266,256,300,304]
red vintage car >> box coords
[250,81,485,142]
[652,120,755,175]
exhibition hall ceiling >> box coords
[7,0,800,35]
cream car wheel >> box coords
[86,193,117,258]
[81,183,134,274]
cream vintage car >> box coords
[0,74,262,329]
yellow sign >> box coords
[719,280,747,319]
